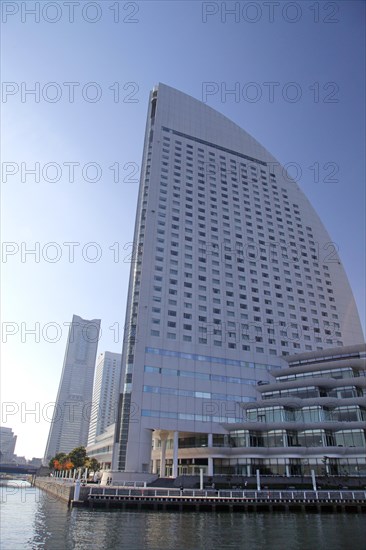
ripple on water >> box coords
[1,485,366,550]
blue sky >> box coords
[1,1,365,459]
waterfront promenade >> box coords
[31,477,366,513]
[87,486,366,513]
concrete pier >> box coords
[32,477,89,505]
[87,487,366,514]
[31,478,366,513]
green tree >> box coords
[86,458,100,473]
[67,446,87,468]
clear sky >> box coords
[1,1,365,459]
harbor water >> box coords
[1,481,365,549]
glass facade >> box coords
[150,346,366,478]
[212,457,366,476]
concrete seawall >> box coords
[88,487,366,513]
[31,478,366,513]
[32,477,89,505]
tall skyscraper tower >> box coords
[44,314,101,463]
[87,351,122,446]
[113,84,364,476]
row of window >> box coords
[145,346,281,370]
[161,126,267,167]
[143,385,255,403]
[154,458,365,477]
[152,429,366,450]
[141,409,242,423]
[148,329,337,354]
[211,457,365,476]
[244,405,366,423]
[228,429,366,449]
[144,366,257,385]
[262,386,365,400]
[276,368,366,382]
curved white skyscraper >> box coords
[113,84,364,477]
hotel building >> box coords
[111,84,364,479]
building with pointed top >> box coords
[43,314,100,463]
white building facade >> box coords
[43,314,101,463]
[86,423,115,471]
[0,426,17,463]
[112,84,364,477]
[87,351,122,446]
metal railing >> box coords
[110,481,146,488]
[88,487,366,502]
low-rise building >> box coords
[151,344,366,477]
[87,423,115,470]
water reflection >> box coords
[64,509,366,550]
[1,481,365,550]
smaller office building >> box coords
[87,352,122,446]
[87,424,115,471]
